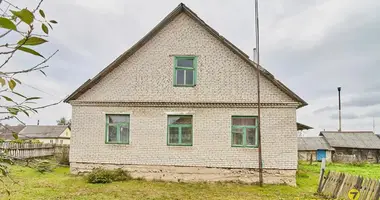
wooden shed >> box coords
[320,131,380,163]
[298,136,334,162]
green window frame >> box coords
[167,115,193,146]
[105,114,130,144]
[173,56,197,87]
[231,116,258,148]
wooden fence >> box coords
[0,143,69,159]
[319,171,380,199]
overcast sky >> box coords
[2,0,380,136]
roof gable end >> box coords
[64,3,307,107]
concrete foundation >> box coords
[71,162,296,186]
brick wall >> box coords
[70,106,297,170]
[69,11,301,175]
[76,13,296,104]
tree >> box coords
[56,117,70,126]
[0,0,59,195]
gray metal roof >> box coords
[320,131,380,149]
[298,137,333,151]
[0,125,26,140]
[19,125,68,139]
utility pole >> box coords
[337,87,342,132]
[254,0,263,187]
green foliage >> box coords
[0,2,59,124]
[86,168,132,184]
[17,37,48,46]
[30,139,42,144]
[17,46,44,58]
[35,160,54,173]
[111,168,132,182]
[0,138,4,143]
[56,146,69,166]
[42,24,48,34]
[11,9,34,25]
[10,139,24,144]
[86,168,114,184]
[0,17,17,31]
[56,117,71,125]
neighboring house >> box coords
[64,3,307,185]
[298,137,334,162]
[297,122,313,137]
[19,125,71,144]
[320,131,380,163]
[0,125,26,141]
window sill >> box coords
[231,145,258,148]
[167,144,193,146]
[173,85,196,87]
[105,142,130,145]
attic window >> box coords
[174,56,197,87]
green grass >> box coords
[1,162,379,200]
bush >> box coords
[35,160,54,173]
[86,168,114,184]
[112,168,132,181]
[31,139,42,144]
[86,168,132,184]
[56,146,69,165]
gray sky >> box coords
[3,0,380,135]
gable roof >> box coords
[0,125,26,140]
[64,3,307,108]
[320,131,380,149]
[19,125,69,139]
[298,137,334,151]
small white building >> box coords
[19,125,71,144]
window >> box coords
[50,140,53,144]
[174,56,197,86]
[105,114,130,144]
[231,116,258,147]
[60,140,63,144]
[167,115,192,146]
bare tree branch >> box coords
[3,0,20,10]
[0,100,63,114]
[0,115,14,121]
[14,116,24,125]
[1,4,10,17]
[1,49,58,75]
[32,0,44,13]
[0,29,32,69]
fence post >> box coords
[309,153,313,165]
[317,158,326,193]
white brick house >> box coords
[64,3,307,185]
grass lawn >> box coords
[1,162,379,200]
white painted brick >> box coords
[69,13,299,171]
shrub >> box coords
[86,168,132,184]
[56,146,69,165]
[31,139,42,144]
[35,160,54,173]
[86,168,114,184]
[112,168,132,181]
[0,138,4,143]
